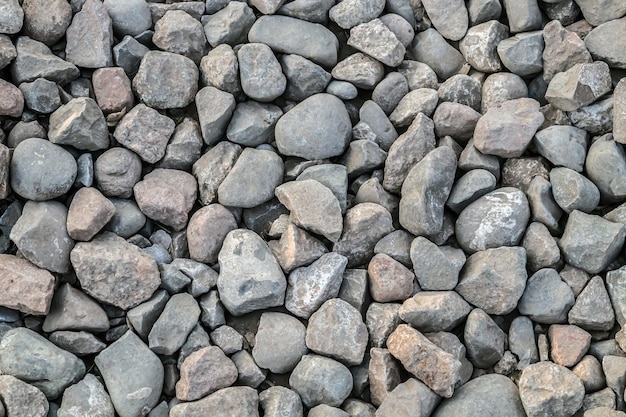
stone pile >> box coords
[0,0,625,416]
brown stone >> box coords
[548,324,592,367]
[187,204,237,264]
[268,223,329,273]
[387,324,462,398]
[572,355,605,392]
[92,67,134,114]
[176,346,238,401]
[66,187,116,241]
[542,20,592,83]
[0,254,55,315]
[0,78,24,117]
[133,168,197,231]
[369,347,402,407]
[367,253,414,302]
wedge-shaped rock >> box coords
[0,254,54,315]
[0,375,49,417]
[569,276,616,332]
[585,135,626,202]
[10,36,79,84]
[518,268,575,324]
[546,61,612,111]
[48,97,108,151]
[534,125,587,172]
[253,312,307,373]
[377,378,441,417]
[268,223,329,273]
[195,86,236,146]
[411,237,465,290]
[42,284,110,333]
[400,291,471,333]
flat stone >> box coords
[509,316,539,370]
[11,37,79,84]
[347,19,405,67]
[368,253,414,302]
[133,51,199,109]
[71,232,160,310]
[48,331,107,356]
[65,0,113,68]
[518,268,575,324]
[584,17,626,69]
[559,210,625,274]
[534,125,588,172]
[399,291,472,333]
[518,362,585,417]
[148,293,200,355]
[248,15,338,67]
[586,134,626,202]
[67,187,116,241]
[217,229,286,315]
[550,168,600,214]
[275,93,351,160]
[203,2,255,47]
[42,284,109,333]
[10,138,77,201]
[0,254,54,315]
[0,375,48,417]
[0,327,85,399]
[331,53,384,90]
[95,331,163,417]
[153,10,207,63]
[94,148,142,199]
[522,222,560,272]
[176,346,237,401]
[545,62,612,111]
[259,386,303,417]
[548,324,591,367]
[289,354,352,408]
[253,312,307,373]
[238,43,286,102]
[57,373,114,417]
[170,387,259,417]
[389,88,439,127]
[409,29,465,79]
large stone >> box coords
[542,20,592,83]
[586,135,626,202]
[331,53,384,90]
[203,2,255,47]
[148,293,201,355]
[281,54,332,101]
[95,331,163,417]
[409,29,465,79]
[57,373,114,417]
[65,0,113,68]
[501,0,541,33]
[153,10,207,64]
[518,268,575,324]
[497,31,544,77]
[176,346,238,401]
[217,229,286,315]
[253,312,307,373]
[66,187,116,241]
[70,233,161,310]
[10,37,79,84]
[421,0,468,41]
[389,88,439,127]
[0,254,54,315]
[238,43,286,102]
[275,94,351,160]
[459,21,508,73]
[376,378,440,417]
[329,0,385,29]
[545,62,613,111]
[550,168,600,214]
[347,19,405,67]
[0,327,85,399]
[568,276,616,331]
[368,253,415,302]
[584,17,626,69]
[534,125,588,172]
[464,308,506,368]
[411,237,465,291]
[0,375,48,417]
[48,97,108,151]
[171,387,259,417]
[289,355,353,408]
[42,284,110,333]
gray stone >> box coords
[509,316,539,369]
[376,378,440,417]
[574,0,626,26]
[522,222,560,272]
[94,148,142,198]
[568,276,616,331]
[389,88,439,127]
[0,375,48,417]
[497,31,544,77]
[380,13,414,47]
[455,187,531,254]
[19,78,61,114]
[367,253,414,302]
[210,325,242,355]
[0,34,16,69]
[342,140,387,177]
[338,269,368,312]
[399,291,472,332]
[545,62,612,111]
[193,141,241,205]
[481,72,528,113]
[329,0,384,29]
[176,346,237,401]
[421,0,468,41]
[11,37,79,85]
[42,284,109,333]
[409,29,465,79]
[198,290,226,330]
[148,293,200,355]
[275,93,351,160]
[203,2,255,47]
[48,97,108,151]
[253,312,306,374]
[11,201,73,274]
[170,386,259,417]
[347,19,405,67]
[464,308,506,368]
[366,302,400,349]
[584,17,626,69]
[277,0,334,23]
[289,355,353,408]
[309,405,349,417]
[0,254,54,316]
[459,21,508,73]
[284,252,347,319]
[250,0,285,14]
[268,223,328,273]
[519,362,585,417]
[217,229,286,315]
[518,268,575,323]
[447,169,497,213]
[616,78,626,144]
[550,168,600,214]
[133,51,199,109]
[65,0,113,68]
[306,298,368,366]
[0,78,22,117]
[227,101,282,147]
[534,125,587,172]
[502,0,541,33]
[607,266,626,326]
[526,176,563,232]
[331,53,384,90]
[374,230,414,267]
[238,43,286,102]
[57,374,114,417]
[433,102,482,144]
[438,75,482,112]
[0,0,23,34]
[248,15,338,67]
[467,0,502,25]
[113,36,149,75]
[542,20,592,83]
[75,153,94,188]
[399,146,456,237]
[398,60,439,91]
[281,54,331,102]
[0,327,85,399]
[149,2,205,21]
[159,118,203,171]
[187,204,237,264]
[125,290,169,339]
[10,138,77,201]
[95,331,163,417]
[259,386,303,417]
[411,237,465,290]
[357,100,398,152]
[103,0,152,37]
[603,355,626,410]
[200,44,242,98]
[231,350,266,388]
[568,96,614,135]
[559,210,625,274]
[105,198,146,238]
[153,10,207,64]
[71,233,160,310]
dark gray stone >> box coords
[409,29,465,79]
[497,31,544,77]
[19,78,61,114]
[584,17,626,69]
[103,0,152,37]
[195,86,236,145]
[94,148,142,198]
[11,37,79,85]
[518,268,575,324]
[281,54,331,102]
[227,101,282,147]
[65,0,113,68]
[113,36,149,75]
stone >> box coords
[519,362,585,417]
[170,387,259,417]
[545,62,612,111]
[331,53,384,90]
[42,284,109,333]
[542,20,592,83]
[203,2,255,47]
[284,252,347,318]
[276,179,343,242]
[559,211,625,274]
[18,77,60,114]
[0,254,54,315]
[281,54,331,102]
[389,88,439,127]
[232,350,266,388]
[269,223,328,273]
[522,222,560,272]
[11,37,79,85]
[133,51,199,109]
[153,10,207,64]
[176,346,237,401]
[438,75,481,112]
[95,331,163,417]
[200,44,242,98]
[399,291,471,332]
[572,355,605,392]
[367,253,414,302]
[210,326,243,355]
[379,13,414,47]
[568,97,613,135]
[447,169,497,214]
[238,43,286,102]
[481,73,528,113]
[105,198,146,238]
[509,316,539,369]
[248,15,338,67]
[92,67,134,114]
[616,78,626,144]
[227,101,282,147]
[409,29,465,79]
[187,204,237,264]
[560,265,591,297]
[113,104,175,164]
[411,237,465,290]
[65,0,113,68]
[550,168,600,214]
[387,324,462,398]
[329,0,384,29]
[398,61,439,91]
[113,36,149,75]
[71,233,160,310]
[371,72,408,115]
[148,293,200,355]
[603,355,626,410]
[252,312,306,374]
[501,157,550,191]
[433,102,482,143]
[0,34,16,69]
[534,125,588,172]
[474,98,544,158]
[275,94,351,160]
[518,268,575,324]
[10,138,77,201]
[366,302,400,349]
[568,276,616,331]
[0,375,48,417]
[0,327,85,399]
[193,142,241,205]
[67,187,116,241]
[375,378,440,417]
[308,405,349,417]
[368,348,402,406]
[297,164,348,213]
[306,298,368,366]
[49,331,107,356]
[277,0,334,23]
[502,0,541,33]
[218,148,284,208]
[0,0,23,34]
[548,324,591,367]
[250,0,286,14]
[347,19,405,67]
[459,21,508,73]
[399,146,456,236]
[289,355,353,408]
[497,31,544,77]
[159,118,203,171]
[342,140,387,177]
[217,229,286,315]
[421,0,468,41]
[57,373,114,417]
[584,17,626,69]
[103,0,151,37]
[94,148,141,199]
[259,386,303,417]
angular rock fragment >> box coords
[331,53,384,90]
[0,254,54,315]
[42,284,110,333]
[542,20,592,83]
[585,135,626,202]
[238,43,286,102]
[584,17,626,69]
[289,355,352,408]
[497,31,544,77]
[148,293,200,355]
[368,253,414,302]
[0,375,49,417]
[259,386,303,417]
[329,0,384,29]
[464,308,506,368]
[57,373,114,417]
[153,10,208,64]
[409,29,464,79]
[459,21,508,73]
[545,62,612,111]
[568,276,616,331]
[421,0,469,41]
[399,292,472,333]
[67,187,116,241]
[550,168,600,214]
[11,37,79,84]
[518,268,575,324]
[281,54,331,102]
[176,346,238,401]
[347,19,405,67]
[65,0,113,68]
[203,2,255,47]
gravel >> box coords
[1,1,626,416]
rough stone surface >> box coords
[57,374,114,417]
[0,375,49,417]
[253,312,307,373]
[289,355,353,408]
[0,254,55,315]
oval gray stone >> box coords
[252,312,307,373]
[238,43,286,102]
[289,354,353,408]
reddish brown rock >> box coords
[369,347,402,407]
[92,67,134,114]
[572,355,605,392]
[548,324,592,367]
[0,78,24,117]
[0,254,55,315]
[367,253,414,302]
[187,204,237,264]
[176,346,238,401]
[66,187,116,241]
[387,324,462,398]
